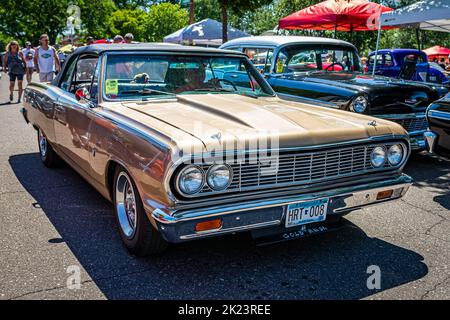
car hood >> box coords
[290,71,435,93]
[103,94,406,154]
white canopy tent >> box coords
[372,0,450,76]
[380,0,450,32]
[163,19,250,47]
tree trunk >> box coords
[221,3,228,44]
[189,0,195,25]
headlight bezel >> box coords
[387,144,404,166]
[206,164,233,191]
[370,146,387,168]
[176,165,205,195]
[351,95,369,113]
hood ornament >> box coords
[368,120,378,127]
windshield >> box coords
[276,45,362,73]
[103,54,275,101]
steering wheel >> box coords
[325,62,345,71]
[216,78,238,91]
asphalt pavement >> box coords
[0,73,449,300]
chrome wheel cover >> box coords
[115,172,137,239]
[38,129,47,157]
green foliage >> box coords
[0,0,71,45]
[145,3,189,42]
[0,33,14,52]
[110,8,148,40]
[76,0,117,39]
[195,0,222,22]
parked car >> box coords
[221,36,449,151]
[22,44,413,255]
[367,49,449,85]
[425,93,450,157]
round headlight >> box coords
[351,96,368,113]
[178,166,204,195]
[371,146,386,168]
[388,144,403,166]
[207,164,232,191]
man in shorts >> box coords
[34,34,60,82]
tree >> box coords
[145,3,189,42]
[0,0,116,45]
[110,8,148,40]
[0,0,70,45]
[76,0,117,39]
[217,0,273,43]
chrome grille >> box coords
[389,116,428,133]
[193,143,402,197]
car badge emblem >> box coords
[211,132,222,143]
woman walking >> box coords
[3,40,26,103]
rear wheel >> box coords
[113,166,168,256]
[38,128,61,168]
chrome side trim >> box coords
[428,110,450,121]
[376,113,426,120]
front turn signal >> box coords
[377,190,393,200]
[195,219,222,232]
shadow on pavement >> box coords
[9,152,428,299]
[405,152,450,193]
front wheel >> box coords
[113,166,168,256]
[38,128,61,168]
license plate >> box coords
[285,198,328,228]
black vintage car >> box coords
[425,93,450,157]
[221,36,449,150]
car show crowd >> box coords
[1,33,137,103]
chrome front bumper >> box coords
[152,174,413,243]
[377,114,428,151]
[424,130,438,153]
[409,132,427,150]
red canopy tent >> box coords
[423,46,450,62]
[279,0,393,32]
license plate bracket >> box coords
[285,198,328,228]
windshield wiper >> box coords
[120,88,175,98]
[194,87,235,93]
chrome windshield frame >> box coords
[100,51,276,103]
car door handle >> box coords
[54,103,65,112]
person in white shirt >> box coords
[22,41,35,83]
[33,34,60,83]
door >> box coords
[54,54,99,175]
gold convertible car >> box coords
[22,44,413,255]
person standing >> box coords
[3,40,26,103]
[86,36,94,45]
[113,35,124,44]
[34,34,60,82]
[124,33,134,44]
[22,41,35,83]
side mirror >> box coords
[75,87,90,102]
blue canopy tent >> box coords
[163,19,251,47]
